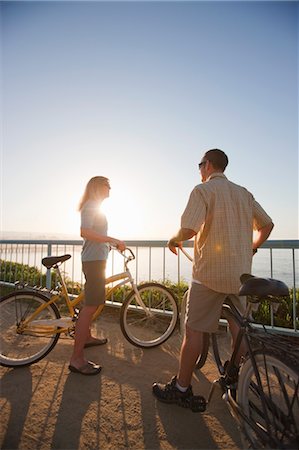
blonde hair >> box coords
[78,176,110,211]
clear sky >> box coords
[1,0,298,241]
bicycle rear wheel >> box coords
[237,352,299,449]
[120,283,178,348]
[180,290,210,369]
[0,291,61,367]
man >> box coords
[152,149,273,411]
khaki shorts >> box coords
[82,260,106,306]
[185,282,247,333]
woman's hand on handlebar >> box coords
[110,239,126,252]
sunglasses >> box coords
[198,161,207,169]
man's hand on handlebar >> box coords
[167,238,182,256]
[168,228,196,256]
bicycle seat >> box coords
[42,254,71,269]
[239,274,289,298]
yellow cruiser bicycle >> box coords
[0,248,178,367]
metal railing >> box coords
[0,239,298,333]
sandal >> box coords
[69,361,102,375]
[84,338,108,348]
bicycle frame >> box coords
[18,248,151,336]
[209,299,294,447]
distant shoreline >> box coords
[0,231,80,241]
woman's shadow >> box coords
[51,370,102,450]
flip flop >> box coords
[69,361,102,375]
[84,338,108,348]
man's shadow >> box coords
[1,367,33,450]
[120,332,219,449]
[135,336,242,449]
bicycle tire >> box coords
[237,352,299,449]
[180,289,210,369]
[0,291,61,367]
[195,333,210,369]
[120,282,178,348]
[212,304,240,375]
[180,290,188,336]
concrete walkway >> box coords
[0,309,242,450]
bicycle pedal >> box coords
[72,308,80,321]
[190,395,206,413]
[222,392,229,401]
[207,379,221,403]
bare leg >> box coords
[85,304,106,343]
[70,305,97,369]
[177,326,204,387]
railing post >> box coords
[292,249,297,332]
[270,248,274,327]
[46,243,52,289]
[149,246,152,282]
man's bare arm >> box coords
[253,222,274,251]
[168,228,197,255]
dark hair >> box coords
[204,149,228,171]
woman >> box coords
[69,176,126,375]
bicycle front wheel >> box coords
[0,291,61,367]
[237,352,299,449]
[120,283,178,348]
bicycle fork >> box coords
[131,281,154,317]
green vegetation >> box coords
[0,260,81,297]
[252,289,299,329]
[1,260,298,329]
[0,260,49,296]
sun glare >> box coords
[101,183,142,239]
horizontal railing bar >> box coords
[1,239,298,249]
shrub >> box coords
[252,291,299,329]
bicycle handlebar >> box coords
[180,247,257,262]
[112,246,135,261]
[179,247,193,262]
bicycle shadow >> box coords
[1,367,33,450]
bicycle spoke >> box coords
[120,283,178,347]
[238,352,299,449]
[0,292,60,367]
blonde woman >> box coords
[69,176,126,375]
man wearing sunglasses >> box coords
[153,148,274,411]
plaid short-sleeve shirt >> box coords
[181,173,272,294]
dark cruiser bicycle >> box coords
[180,248,299,449]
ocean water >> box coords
[134,247,298,289]
[29,245,298,287]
